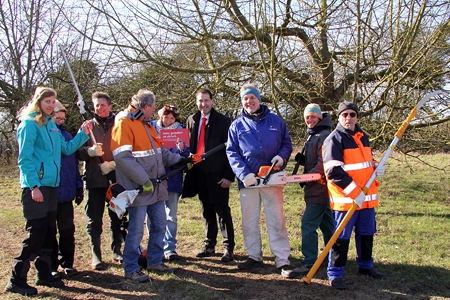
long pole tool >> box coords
[303,90,444,284]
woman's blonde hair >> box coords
[18,87,57,126]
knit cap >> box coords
[54,100,67,113]
[337,101,358,116]
[304,103,322,118]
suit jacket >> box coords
[182,108,235,203]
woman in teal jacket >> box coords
[5,87,92,296]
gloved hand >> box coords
[100,161,115,175]
[75,188,84,205]
[294,152,305,166]
[271,155,284,168]
[88,143,104,157]
[142,179,155,193]
[242,173,257,188]
[375,164,385,177]
[354,191,366,208]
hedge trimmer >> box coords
[303,90,446,284]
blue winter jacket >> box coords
[17,113,89,189]
[57,125,83,202]
[227,105,293,189]
[151,120,190,194]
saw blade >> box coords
[285,173,322,183]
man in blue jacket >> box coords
[226,83,294,278]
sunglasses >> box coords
[164,105,178,113]
[341,112,357,118]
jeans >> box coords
[239,186,290,268]
[123,201,166,275]
[164,192,180,254]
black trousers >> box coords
[85,187,124,252]
[199,198,235,251]
[51,201,75,270]
[11,187,57,283]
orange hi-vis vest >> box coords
[323,125,379,211]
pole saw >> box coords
[302,90,445,284]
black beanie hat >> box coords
[338,101,359,116]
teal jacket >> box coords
[17,113,89,189]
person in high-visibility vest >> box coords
[323,101,386,290]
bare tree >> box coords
[57,1,450,150]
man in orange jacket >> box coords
[323,101,386,290]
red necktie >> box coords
[197,117,207,155]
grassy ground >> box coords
[0,153,449,299]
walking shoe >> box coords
[51,270,61,279]
[64,267,78,276]
[330,278,347,290]
[112,253,124,264]
[221,250,234,262]
[289,262,313,277]
[358,268,386,279]
[91,262,104,270]
[147,263,175,274]
[125,270,150,283]
[196,247,215,258]
[279,265,295,278]
[164,251,179,261]
[5,281,38,296]
[238,258,263,270]
[36,276,65,288]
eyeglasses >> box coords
[164,105,178,113]
[55,117,66,121]
[341,112,357,118]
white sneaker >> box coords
[125,270,150,283]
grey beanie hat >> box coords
[338,101,359,116]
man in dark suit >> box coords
[182,88,235,262]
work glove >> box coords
[242,173,257,188]
[375,164,385,178]
[354,191,366,208]
[294,152,305,166]
[142,179,155,193]
[88,143,104,157]
[75,188,84,205]
[100,161,115,175]
[271,155,284,168]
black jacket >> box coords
[182,108,235,203]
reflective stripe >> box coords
[343,181,358,196]
[330,193,378,204]
[342,161,374,171]
[324,160,344,172]
[132,147,162,157]
[112,145,132,156]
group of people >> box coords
[6,84,386,296]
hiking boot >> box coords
[238,258,263,270]
[164,251,179,261]
[221,250,234,262]
[358,268,386,279]
[36,276,65,288]
[279,265,295,278]
[5,281,38,296]
[147,263,175,274]
[125,270,150,283]
[64,267,78,276]
[196,247,215,258]
[289,262,313,278]
[330,278,347,290]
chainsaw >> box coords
[248,162,322,188]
